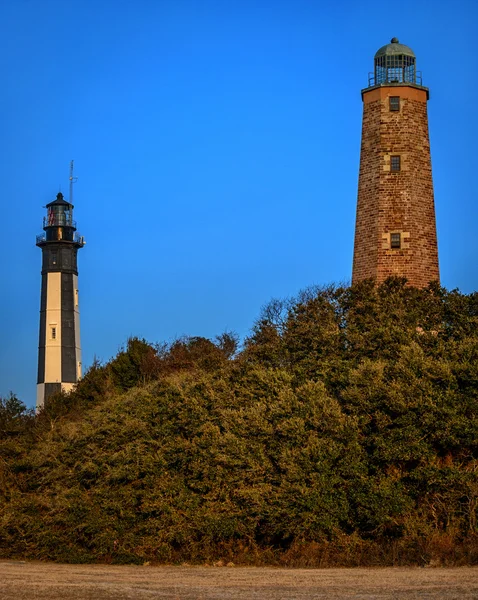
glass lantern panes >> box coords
[375,54,416,85]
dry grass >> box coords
[1,561,478,599]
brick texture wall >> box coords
[352,86,440,288]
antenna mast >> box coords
[69,160,78,205]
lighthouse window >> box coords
[391,233,401,249]
[51,326,57,340]
[391,155,401,172]
[390,96,400,111]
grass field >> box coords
[1,562,478,599]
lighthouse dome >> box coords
[375,38,415,59]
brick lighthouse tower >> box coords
[36,166,85,409]
[352,38,439,287]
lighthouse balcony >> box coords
[367,69,423,88]
[36,232,85,247]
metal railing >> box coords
[367,70,423,88]
[35,232,85,246]
[74,233,85,246]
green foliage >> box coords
[1,279,478,565]
[0,393,34,435]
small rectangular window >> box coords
[390,96,400,111]
[51,326,57,340]
[391,233,401,249]
[390,155,401,172]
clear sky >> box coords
[1,0,477,408]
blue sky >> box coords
[1,0,476,408]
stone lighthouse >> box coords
[36,186,85,409]
[352,38,439,287]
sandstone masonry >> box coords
[352,83,440,288]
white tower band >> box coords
[36,181,85,409]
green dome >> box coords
[375,37,415,59]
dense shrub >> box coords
[1,279,477,565]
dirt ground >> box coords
[1,561,477,599]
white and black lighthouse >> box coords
[36,185,85,409]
